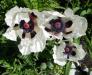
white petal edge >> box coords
[14,7,34,24]
[5,6,20,27]
[16,29,23,39]
[18,38,31,55]
[64,8,74,18]
[71,63,76,68]
[69,69,76,75]
[42,11,65,24]
[63,16,87,39]
[73,16,88,37]
[29,27,48,52]
[54,59,66,66]
[3,28,17,41]
[14,12,30,24]
[76,44,86,60]
[53,43,67,66]
[68,43,86,62]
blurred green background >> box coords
[0,0,92,75]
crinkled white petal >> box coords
[15,9,43,27]
[64,8,74,18]
[39,26,51,39]
[54,59,66,66]
[42,11,65,19]
[41,11,65,25]
[15,7,34,24]
[19,7,31,12]
[16,29,23,39]
[18,26,48,55]
[3,28,17,41]
[71,63,76,68]
[5,6,39,27]
[73,15,87,37]
[63,9,87,39]
[52,32,63,40]
[53,42,67,66]
[69,69,76,75]
[31,9,44,26]
[15,12,30,24]
[45,11,65,17]
[63,16,87,39]
[53,43,66,59]
[69,43,86,62]
[5,6,20,27]
[29,27,47,52]
[18,38,31,55]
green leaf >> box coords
[23,0,32,9]
[73,7,80,13]
[87,8,92,14]
[80,10,87,16]
[84,36,92,59]
[64,61,72,75]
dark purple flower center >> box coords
[20,19,34,33]
[23,22,30,29]
[63,45,76,59]
[50,18,64,32]
[54,22,61,29]
[45,17,64,33]
[65,46,72,53]
[19,12,37,38]
[19,12,37,32]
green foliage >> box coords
[64,61,72,75]
[0,0,92,75]
[23,0,61,11]
[83,36,92,59]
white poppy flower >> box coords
[63,8,88,39]
[3,6,39,40]
[3,6,48,55]
[41,11,65,40]
[53,41,86,66]
[41,8,87,40]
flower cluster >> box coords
[3,6,87,67]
